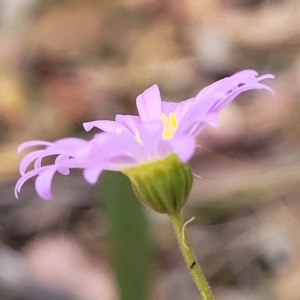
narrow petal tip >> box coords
[136,84,162,121]
[17,140,51,153]
[83,122,94,132]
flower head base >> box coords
[123,153,193,213]
[15,70,275,213]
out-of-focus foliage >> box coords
[1,0,300,299]
[99,171,152,300]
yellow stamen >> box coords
[170,113,178,129]
[160,113,178,139]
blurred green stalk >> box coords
[99,171,152,300]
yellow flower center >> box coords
[160,113,178,139]
[132,113,179,144]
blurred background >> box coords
[0,0,300,299]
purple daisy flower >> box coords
[15,70,274,200]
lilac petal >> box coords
[257,74,275,81]
[195,70,262,102]
[157,140,173,158]
[106,155,137,170]
[136,85,162,121]
[54,157,88,170]
[87,133,110,151]
[15,167,48,198]
[20,150,46,175]
[35,167,57,200]
[55,155,70,175]
[177,71,274,136]
[34,156,43,169]
[83,120,129,133]
[161,101,178,115]
[20,150,66,176]
[48,138,88,153]
[176,96,217,136]
[18,141,52,153]
[195,78,225,100]
[214,82,274,112]
[109,133,145,162]
[89,132,146,163]
[188,122,206,137]
[186,113,219,136]
[83,161,107,184]
[168,135,195,162]
[204,113,219,126]
[115,114,141,133]
[137,121,163,158]
[162,98,195,121]
[215,72,275,101]
[19,138,87,175]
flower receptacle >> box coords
[123,153,193,214]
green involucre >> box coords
[123,153,193,214]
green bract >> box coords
[123,153,193,214]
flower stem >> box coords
[168,211,214,300]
